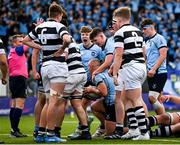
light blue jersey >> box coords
[145,33,167,74]
[94,71,115,106]
[101,37,115,62]
[79,43,103,81]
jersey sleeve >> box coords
[94,74,103,86]
[105,38,115,55]
[58,25,69,39]
[156,36,167,49]
[28,29,38,40]
[114,30,124,49]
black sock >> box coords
[147,116,157,127]
[9,108,15,131]
[134,106,147,134]
[79,125,89,131]
[38,127,46,136]
[47,129,55,137]
[126,108,138,130]
[100,124,105,129]
[116,123,123,133]
[54,127,61,133]
[13,108,22,132]
[54,126,61,137]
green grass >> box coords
[0,114,180,144]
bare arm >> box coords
[31,49,40,80]
[160,95,180,104]
[23,36,41,50]
[84,82,108,97]
[0,54,8,84]
[148,47,168,77]
[93,54,113,76]
[112,47,123,85]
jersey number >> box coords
[132,32,141,47]
[40,28,47,44]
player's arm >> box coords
[148,47,168,77]
[160,95,180,104]
[113,47,123,85]
[84,82,108,97]
[31,49,40,80]
[93,54,113,75]
[23,35,41,50]
[0,53,8,84]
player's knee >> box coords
[149,91,159,103]
[50,88,63,98]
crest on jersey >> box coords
[91,51,96,56]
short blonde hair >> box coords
[48,3,64,18]
[79,26,92,33]
[113,7,131,20]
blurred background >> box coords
[0,0,179,115]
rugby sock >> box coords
[154,126,172,137]
[13,108,22,132]
[38,127,46,135]
[126,108,138,130]
[134,106,147,134]
[115,123,123,133]
[146,116,157,127]
[9,107,15,131]
[54,126,61,137]
[100,124,105,129]
[79,125,89,131]
[47,129,55,137]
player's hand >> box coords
[148,69,156,77]
[53,49,64,57]
[92,71,97,81]
[108,65,113,77]
[159,95,170,103]
[84,86,94,94]
[113,75,119,86]
[32,71,40,80]
[33,18,44,26]
[1,78,7,85]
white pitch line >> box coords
[151,138,180,143]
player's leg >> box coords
[91,98,106,138]
[148,73,167,115]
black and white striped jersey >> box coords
[0,39,5,55]
[28,19,69,63]
[66,41,86,75]
[114,24,145,66]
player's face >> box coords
[13,37,23,47]
[112,16,123,32]
[81,32,90,45]
[92,34,103,47]
[142,26,152,37]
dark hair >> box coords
[89,27,103,40]
[141,18,155,28]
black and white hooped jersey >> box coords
[28,19,69,63]
[66,41,86,75]
[114,24,145,66]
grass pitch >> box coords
[0,115,180,144]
